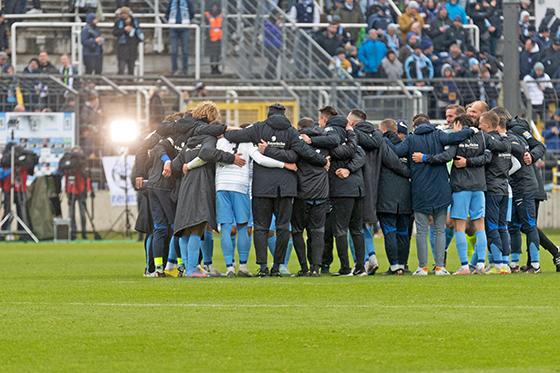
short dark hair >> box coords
[319,106,338,119]
[453,114,474,128]
[489,106,512,128]
[297,117,314,129]
[349,109,367,121]
[412,113,430,127]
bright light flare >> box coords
[110,119,139,144]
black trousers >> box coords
[321,205,335,268]
[378,212,411,266]
[252,196,293,268]
[68,192,87,239]
[149,189,175,261]
[84,55,103,75]
[332,197,364,271]
[291,198,329,270]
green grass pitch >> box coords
[1,233,560,372]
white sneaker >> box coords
[434,266,450,276]
[279,264,291,276]
[412,267,429,276]
[365,255,379,275]
[26,8,43,13]
[203,265,222,277]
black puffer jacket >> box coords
[329,129,366,198]
[354,121,383,224]
[296,127,331,200]
[507,117,547,201]
[377,131,412,215]
[224,114,326,198]
[484,131,511,196]
[508,131,538,198]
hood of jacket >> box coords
[266,114,292,130]
[413,123,436,135]
[326,115,348,129]
[299,126,323,136]
[507,116,531,131]
[354,121,377,133]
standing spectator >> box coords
[23,57,39,73]
[486,0,502,56]
[334,0,364,43]
[480,66,499,108]
[81,13,104,74]
[263,12,283,79]
[540,8,560,38]
[347,45,363,77]
[423,0,438,23]
[436,64,460,113]
[59,54,78,90]
[541,37,560,77]
[535,25,552,51]
[367,4,392,31]
[519,10,531,43]
[519,38,540,79]
[427,6,452,52]
[288,0,320,26]
[445,42,468,76]
[398,1,424,37]
[113,7,144,75]
[468,0,499,54]
[443,16,468,50]
[380,49,403,79]
[445,0,467,25]
[404,42,434,84]
[37,51,58,74]
[422,39,441,74]
[384,23,400,54]
[74,0,98,15]
[314,20,345,56]
[204,2,223,75]
[543,109,560,152]
[331,47,353,79]
[4,0,42,15]
[398,33,418,64]
[165,0,195,76]
[358,29,387,78]
[0,12,8,52]
[523,62,553,120]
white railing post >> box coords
[195,24,201,80]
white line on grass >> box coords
[1,301,555,310]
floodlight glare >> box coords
[110,119,139,144]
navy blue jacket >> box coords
[389,123,474,214]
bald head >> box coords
[467,101,489,124]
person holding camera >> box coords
[59,147,91,240]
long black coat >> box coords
[377,131,411,215]
[172,124,235,235]
[354,121,383,224]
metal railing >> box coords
[10,21,201,79]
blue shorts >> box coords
[216,191,251,225]
[451,191,485,220]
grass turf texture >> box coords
[2,235,560,372]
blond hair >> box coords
[192,101,220,123]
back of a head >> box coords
[412,113,430,128]
[319,105,338,120]
[268,103,286,117]
[297,117,314,130]
[192,101,220,123]
[349,108,367,122]
[489,106,512,129]
[379,118,397,133]
[479,111,499,130]
[454,114,474,128]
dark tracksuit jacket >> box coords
[390,123,474,214]
[484,131,512,197]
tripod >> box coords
[0,129,39,242]
[104,148,135,239]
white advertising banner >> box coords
[102,155,137,206]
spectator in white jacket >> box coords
[523,62,553,120]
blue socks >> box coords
[220,223,234,267]
[186,235,202,275]
[455,231,468,266]
[237,225,250,264]
[145,234,153,269]
[364,225,375,259]
[167,236,178,264]
[475,230,487,265]
[527,229,540,264]
[201,231,213,265]
[268,235,276,257]
[179,236,189,270]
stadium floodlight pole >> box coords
[502,0,521,116]
[0,126,39,243]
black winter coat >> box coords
[329,129,366,198]
[296,127,332,200]
[173,123,235,234]
[377,131,412,215]
[354,121,383,224]
[484,131,512,196]
[224,114,326,198]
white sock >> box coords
[390,264,399,271]
[531,263,540,269]
[165,262,177,271]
